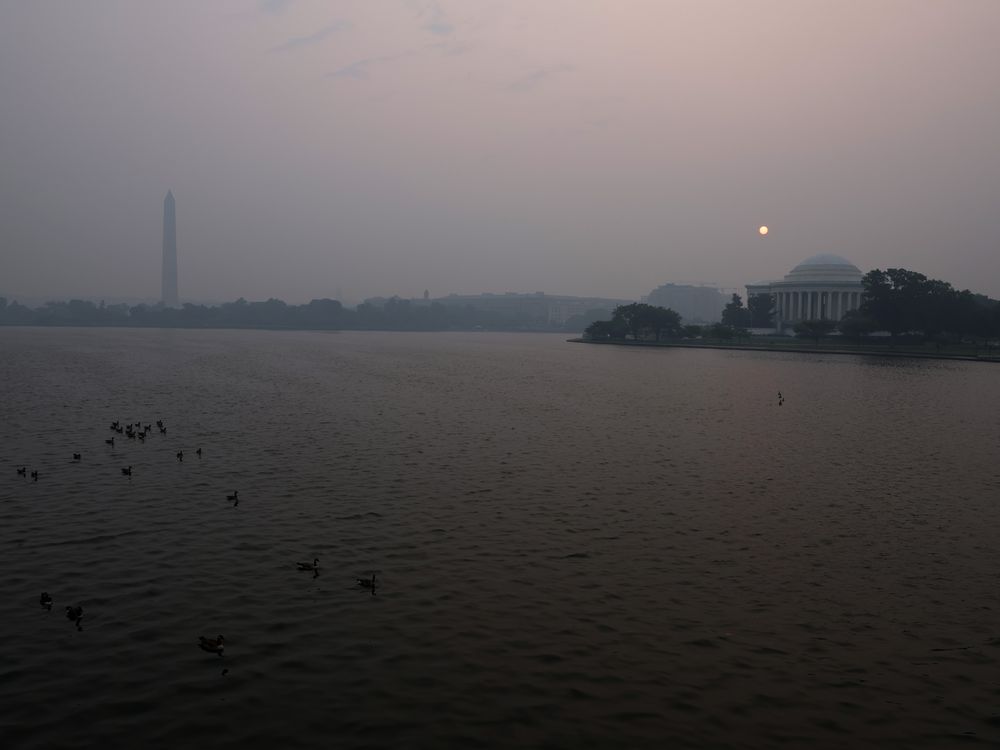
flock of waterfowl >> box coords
[17,414,380,658]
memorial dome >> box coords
[784,254,863,283]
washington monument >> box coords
[161,190,178,307]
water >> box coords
[2,327,999,749]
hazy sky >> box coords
[2,0,999,305]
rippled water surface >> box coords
[2,328,1000,749]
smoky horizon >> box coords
[2,1,999,306]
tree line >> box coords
[584,268,1000,345]
[0,295,607,332]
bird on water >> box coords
[198,635,225,656]
[40,592,53,610]
[176,451,183,462]
[357,572,378,592]
[65,605,84,629]
[122,466,132,476]
[297,558,319,572]
[73,453,81,461]
[16,466,26,476]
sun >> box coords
[758,225,769,236]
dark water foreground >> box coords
[2,328,999,749]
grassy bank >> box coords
[568,336,1000,363]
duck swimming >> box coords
[73,453,81,461]
[65,605,83,622]
[40,592,53,609]
[356,572,377,591]
[16,466,26,476]
[227,491,238,502]
[121,466,132,476]
[297,558,319,572]
[198,635,225,655]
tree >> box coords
[612,302,658,340]
[650,306,682,341]
[794,318,836,344]
[837,310,877,341]
[721,294,752,328]
[682,324,702,339]
[860,268,928,339]
[747,293,775,327]
[584,318,626,340]
[707,322,734,340]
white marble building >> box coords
[746,254,864,332]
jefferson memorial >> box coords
[746,254,864,333]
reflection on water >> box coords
[1,328,999,749]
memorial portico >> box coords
[746,254,864,333]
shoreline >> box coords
[567,337,1000,363]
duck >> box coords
[198,635,225,655]
[296,558,319,572]
[16,466,26,476]
[176,451,183,462]
[137,432,145,442]
[196,448,202,458]
[121,466,132,476]
[30,470,38,481]
[65,605,83,622]
[356,572,378,590]
[105,437,115,446]
[73,453,81,461]
[40,592,53,609]
[227,490,238,501]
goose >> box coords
[196,448,202,458]
[159,426,167,435]
[137,432,145,442]
[73,453,81,461]
[105,437,115,447]
[357,572,378,590]
[30,470,38,481]
[297,558,319,572]
[40,592,53,609]
[176,451,183,462]
[198,635,225,655]
[65,605,83,622]
[16,466,26,476]
[121,466,132,476]
[227,490,238,501]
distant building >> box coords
[644,283,727,323]
[161,190,178,307]
[746,254,864,333]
